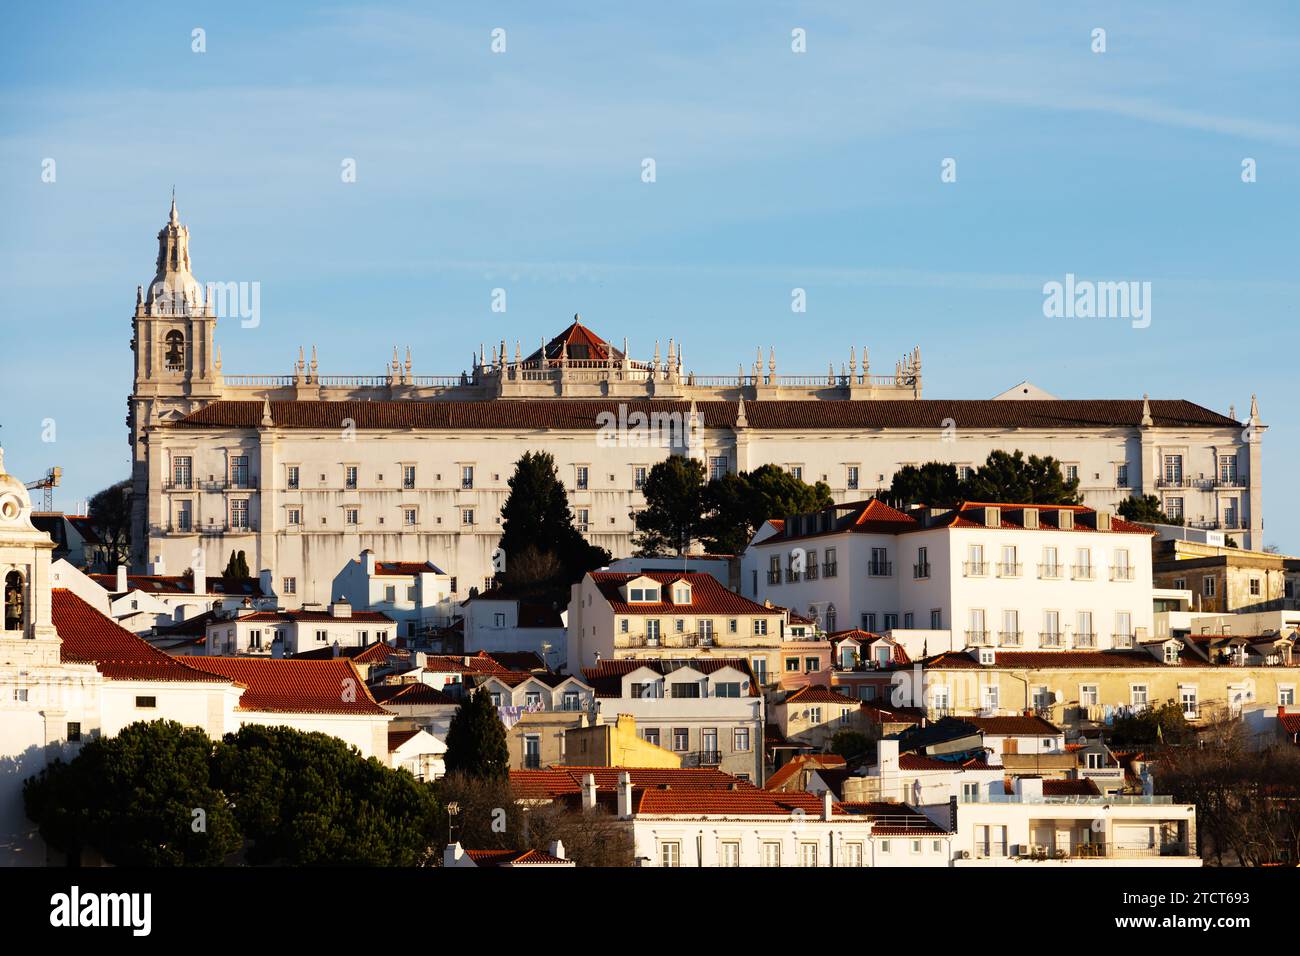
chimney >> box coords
[617,771,633,819]
[443,842,467,867]
[582,773,598,811]
[330,597,352,618]
[876,738,899,773]
[413,651,427,669]
[271,633,284,659]
[331,640,341,658]
[362,549,376,575]
[259,568,274,599]
[192,567,204,595]
[821,789,833,822]
[548,839,566,861]
[1014,776,1044,801]
[148,555,166,576]
[115,564,128,593]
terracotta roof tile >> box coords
[784,686,861,706]
[52,590,230,683]
[963,715,1062,736]
[582,657,758,697]
[182,657,390,715]
[172,398,1239,433]
[589,571,778,616]
[371,682,458,706]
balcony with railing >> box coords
[998,630,1023,647]
[913,562,931,579]
[785,568,802,583]
[804,564,819,580]
[965,629,993,647]
[997,562,1023,579]
[1111,633,1136,650]
[1039,632,1064,649]
[867,561,893,578]
[1037,563,1063,580]
[1110,566,1135,582]
[822,561,838,578]
[1071,565,1095,581]
[766,570,781,585]
[963,562,987,577]
[683,750,723,767]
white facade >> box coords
[462,595,567,665]
[743,502,1155,655]
[330,549,456,641]
[203,601,395,656]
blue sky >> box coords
[1,2,1297,546]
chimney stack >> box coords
[330,597,352,618]
[115,564,128,593]
[617,771,633,819]
[582,773,598,811]
[822,789,833,822]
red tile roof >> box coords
[371,682,458,707]
[465,848,570,866]
[588,571,779,616]
[172,398,1239,433]
[784,686,861,706]
[182,657,390,715]
[763,754,847,791]
[52,590,231,683]
[962,715,1062,736]
[898,753,1000,772]
[234,608,394,623]
[293,641,406,664]
[859,703,925,725]
[1278,708,1300,737]
[388,727,425,751]
[937,502,1154,536]
[510,767,749,800]
[634,787,857,818]
[374,561,444,576]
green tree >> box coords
[1107,700,1194,748]
[633,455,707,555]
[222,550,250,578]
[23,720,241,866]
[444,687,511,781]
[886,462,962,507]
[87,479,132,567]
[497,451,610,591]
[960,450,1080,505]
[698,464,835,554]
[212,724,440,866]
[1117,494,1177,525]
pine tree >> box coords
[444,687,511,780]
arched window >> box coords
[164,330,186,370]
[4,570,26,635]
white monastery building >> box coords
[128,199,1265,606]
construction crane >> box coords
[24,467,61,512]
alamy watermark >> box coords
[1042,273,1151,329]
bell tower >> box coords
[127,193,222,567]
[0,447,60,665]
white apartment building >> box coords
[462,592,567,664]
[566,571,788,681]
[742,499,1155,655]
[127,200,1263,605]
[581,658,765,782]
[331,549,456,641]
[202,599,395,656]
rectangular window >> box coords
[287,508,301,526]
[733,727,751,752]
[462,508,475,526]
[824,547,837,578]
[1165,497,1184,520]
[287,465,300,489]
[1181,686,1199,719]
[1065,464,1079,482]
[563,691,580,711]
[230,455,250,487]
[315,629,327,643]
[672,728,689,752]
[762,842,781,867]
[1219,454,1237,483]
[1116,463,1129,487]
[659,842,681,868]
[1163,455,1183,484]
[401,464,416,489]
[1114,611,1132,647]
[642,728,660,746]
[404,508,417,526]
[1000,544,1019,576]
[966,544,985,576]
[930,608,942,629]
[176,499,192,531]
[709,457,728,481]
[576,465,589,490]
[847,465,859,490]
[670,683,700,699]
[720,841,740,867]
[753,619,768,636]
[1131,685,1149,709]
[1075,611,1094,648]
[844,842,863,867]
[283,577,296,595]
[634,466,648,490]
[67,721,82,742]
[799,842,818,867]
[345,465,358,489]
[715,681,740,698]
[135,696,157,709]
[1279,687,1295,707]
[230,499,249,529]
[461,465,474,489]
[1204,577,1216,597]
[172,456,192,488]
[1080,684,1099,707]
[522,734,541,769]
[646,620,661,642]
[345,507,359,525]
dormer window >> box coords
[626,578,661,603]
[673,584,691,604]
[1163,643,1180,665]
